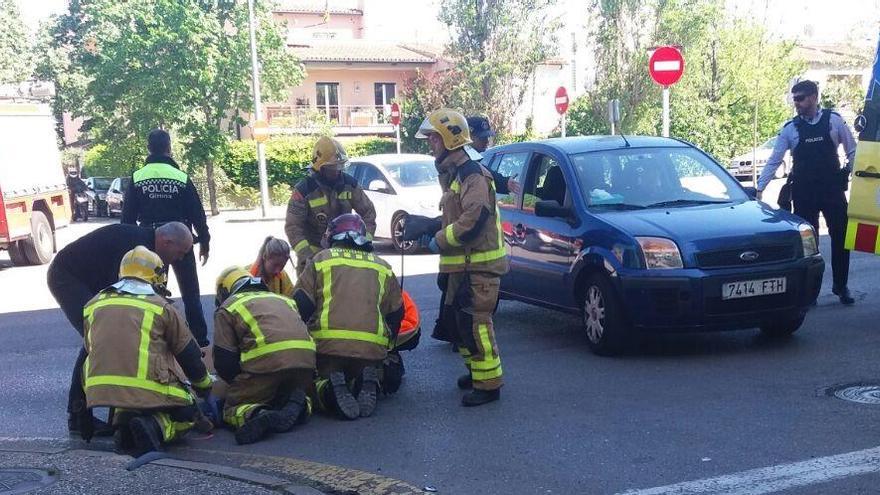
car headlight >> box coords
[799,224,819,257]
[98,193,106,200]
[636,237,684,269]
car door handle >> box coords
[855,170,880,179]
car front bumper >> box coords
[615,256,825,332]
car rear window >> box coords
[571,147,747,210]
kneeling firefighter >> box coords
[293,213,404,419]
[213,267,316,445]
[82,246,213,456]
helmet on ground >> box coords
[415,108,472,150]
[312,136,349,172]
[215,266,258,307]
[119,246,166,287]
[324,213,370,248]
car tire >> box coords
[22,211,55,265]
[581,273,630,356]
[759,313,804,338]
[8,241,31,266]
[391,212,420,254]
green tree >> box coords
[0,0,33,84]
[436,0,560,134]
[43,0,304,214]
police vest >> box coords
[133,163,188,201]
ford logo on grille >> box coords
[739,251,760,262]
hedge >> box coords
[219,136,397,189]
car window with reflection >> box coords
[570,147,746,210]
[385,160,437,187]
[490,152,529,208]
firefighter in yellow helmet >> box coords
[415,108,508,407]
[285,136,377,275]
[213,266,316,445]
[293,213,403,419]
[82,246,213,456]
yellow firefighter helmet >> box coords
[415,108,472,151]
[215,266,254,307]
[311,136,349,172]
[119,246,166,287]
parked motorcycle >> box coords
[74,189,95,222]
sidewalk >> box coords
[0,440,324,495]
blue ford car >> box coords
[482,136,824,355]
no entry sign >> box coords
[555,87,569,115]
[649,46,685,86]
[390,102,401,126]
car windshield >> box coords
[92,178,113,190]
[570,147,747,210]
[384,160,438,187]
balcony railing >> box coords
[264,104,396,134]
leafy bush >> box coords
[219,136,396,189]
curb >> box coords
[225,217,286,223]
[0,438,324,495]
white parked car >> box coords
[728,137,790,181]
[345,154,441,253]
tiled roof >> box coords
[274,1,362,15]
[794,44,869,67]
[289,41,436,64]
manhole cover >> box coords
[0,468,57,495]
[832,384,880,404]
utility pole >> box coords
[248,0,271,217]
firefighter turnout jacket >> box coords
[285,173,377,267]
[122,155,211,248]
[83,291,211,410]
[433,150,509,275]
[293,247,404,362]
[213,289,316,383]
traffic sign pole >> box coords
[247,0,270,217]
[648,46,684,139]
[390,102,401,154]
[662,86,670,137]
[562,113,567,138]
[395,125,401,154]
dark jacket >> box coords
[48,224,155,293]
[122,155,210,250]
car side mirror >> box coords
[743,186,758,200]
[535,200,572,218]
[368,179,391,194]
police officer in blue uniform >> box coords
[757,81,857,305]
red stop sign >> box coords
[555,87,569,115]
[649,46,685,86]
[390,102,401,126]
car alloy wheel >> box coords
[392,213,417,253]
[584,285,606,344]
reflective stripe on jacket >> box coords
[294,247,403,361]
[434,152,509,275]
[83,292,197,410]
[214,291,316,374]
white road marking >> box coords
[653,60,682,72]
[617,446,880,495]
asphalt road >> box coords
[3,188,880,494]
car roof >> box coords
[488,135,691,155]
[352,153,434,166]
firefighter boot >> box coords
[113,425,134,455]
[128,416,164,456]
[457,374,473,390]
[272,390,309,433]
[234,409,275,445]
[330,371,360,420]
[357,366,379,418]
[461,388,500,407]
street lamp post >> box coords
[247,0,271,217]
